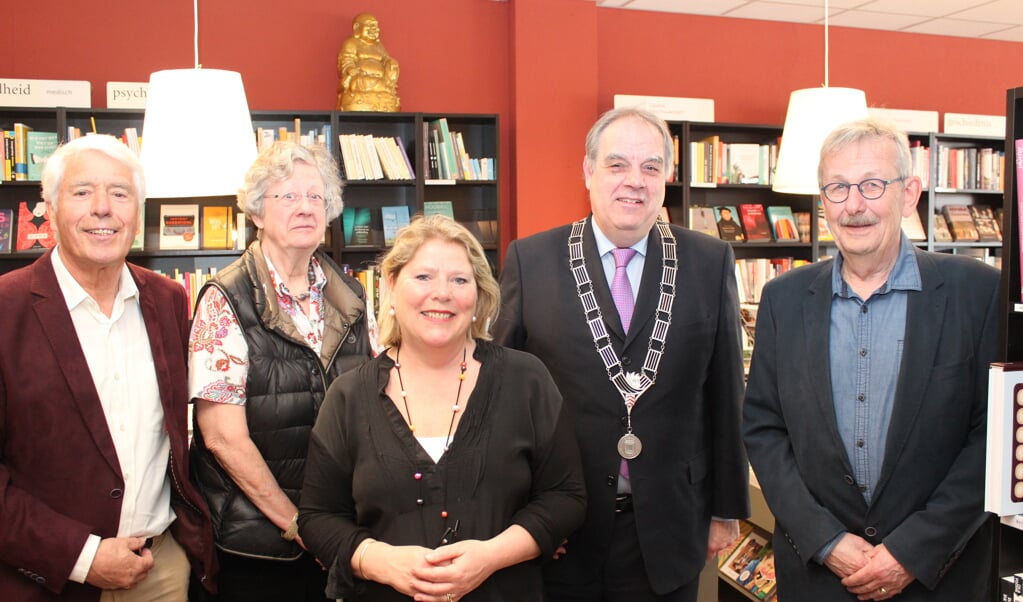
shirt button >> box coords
[857,393,865,402]
[860,348,867,357]
[856,439,864,447]
[861,305,868,314]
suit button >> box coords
[843,475,855,485]
[35,576,45,584]
[621,356,631,367]
[620,415,629,427]
[347,334,357,344]
[864,527,878,537]
[110,488,123,498]
[606,475,616,487]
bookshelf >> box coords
[996,86,1023,601]
[0,107,501,280]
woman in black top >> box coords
[299,214,586,601]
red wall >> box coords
[9,0,1023,243]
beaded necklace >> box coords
[394,345,467,545]
[394,345,468,450]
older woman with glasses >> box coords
[189,141,374,601]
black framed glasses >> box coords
[820,177,905,203]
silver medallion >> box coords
[617,433,642,459]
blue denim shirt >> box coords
[814,234,921,562]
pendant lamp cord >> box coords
[192,0,200,68]
[822,0,830,87]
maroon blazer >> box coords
[0,250,217,601]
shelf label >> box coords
[107,82,149,109]
[0,78,91,108]
[944,113,1005,137]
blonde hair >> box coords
[377,214,499,347]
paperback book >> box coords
[739,203,772,242]
[688,206,720,238]
[381,205,411,246]
[159,204,200,250]
[424,200,455,220]
[26,131,58,181]
[765,206,798,241]
[15,200,55,251]
[201,205,234,250]
[714,205,745,242]
[0,207,12,252]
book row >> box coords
[341,202,498,248]
[1,124,58,181]
[338,133,415,181]
[0,202,249,254]
[716,520,777,601]
[937,203,1004,243]
[683,204,808,244]
[425,117,495,181]
[685,135,778,187]
[935,144,1005,191]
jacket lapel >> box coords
[804,261,853,473]
[873,250,944,500]
[31,253,122,476]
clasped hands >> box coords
[365,540,495,602]
[824,533,914,600]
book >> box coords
[727,143,762,184]
[381,205,411,246]
[714,205,745,241]
[1017,139,1023,302]
[12,123,32,181]
[942,204,979,242]
[688,206,720,238]
[739,203,772,242]
[794,211,812,243]
[720,530,768,581]
[131,201,145,251]
[0,207,12,252]
[716,520,755,568]
[25,131,58,181]
[201,205,234,250]
[343,207,372,246]
[15,200,56,251]
[933,213,954,242]
[159,203,200,250]
[428,118,460,180]
[816,199,834,242]
[424,200,455,220]
[765,206,798,241]
[985,362,1023,517]
[743,549,777,600]
[970,204,1002,242]
[901,209,927,241]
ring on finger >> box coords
[446,594,453,602]
[879,586,888,594]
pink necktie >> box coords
[611,248,637,482]
[611,248,637,332]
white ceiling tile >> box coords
[828,9,932,30]
[982,25,1023,42]
[729,1,828,23]
[595,0,1023,41]
[955,0,1023,25]
[903,16,1012,37]
[858,0,992,17]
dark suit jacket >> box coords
[0,250,217,601]
[494,220,749,594]
[743,249,999,601]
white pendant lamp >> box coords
[140,0,256,198]
[772,0,868,195]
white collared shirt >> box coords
[51,247,175,582]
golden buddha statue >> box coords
[337,13,400,112]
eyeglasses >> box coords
[820,177,905,203]
[265,192,325,206]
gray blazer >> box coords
[743,248,999,601]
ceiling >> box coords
[594,0,1023,42]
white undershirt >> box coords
[51,247,175,583]
[417,436,448,464]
